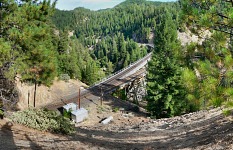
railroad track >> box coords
[43,53,151,110]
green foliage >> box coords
[116,0,163,7]
[10,108,75,134]
[223,109,232,116]
[0,39,11,67]
[52,1,177,43]
[181,0,232,35]
[91,34,148,71]
[112,107,119,112]
[0,109,4,118]
[82,60,104,85]
[56,34,103,85]
[0,0,104,87]
[112,89,127,100]
[181,0,233,111]
[182,68,201,112]
[63,109,71,119]
[1,0,58,86]
[97,106,105,114]
[51,1,180,75]
[59,74,70,82]
[146,9,187,118]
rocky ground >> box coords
[1,99,232,150]
[76,104,233,150]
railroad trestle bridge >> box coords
[44,45,153,110]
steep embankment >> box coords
[16,79,87,110]
[0,107,232,149]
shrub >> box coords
[10,108,75,134]
[59,74,70,82]
[223,109,232,116]
[0,109,4,119]
[112,107,119,112]
[63,109,71,119]
[97,106,105,113]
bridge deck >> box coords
[43,52,152,110]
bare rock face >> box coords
[126,77,146,104]
[178,28,211,46]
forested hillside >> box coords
[0,0,103,111]
[1,0,232,118]
[52,0,179,74]
[145,0,233,118]
[0,0,178,110]
[52,0,177,43]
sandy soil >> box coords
[16,79,88,110]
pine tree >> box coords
[0,39,11,67]
[123,52,130,68]
[146,10,186,118]
[181,0,232,38]
[83,60,104,85]
[1,0,58,86]
[111,39,118,63]
[106,61,114,75]
[0,0,59,108]
[181,0,233,112]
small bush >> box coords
[223,109,231,116]
[0,109,4,119]
[112,107,119,112]
[63,109,71,119]
[59,74,70,82]
[0,109,3,115]
[211,98,223,107]
[10,108,75,134]
[97,106,105,113]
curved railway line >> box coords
[44,52,152,110]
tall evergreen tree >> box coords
[0,39,11,67]
[146,10,186,118]
[1,0,58,86]
[0,0,59,108]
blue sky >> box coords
[55,0,176,10]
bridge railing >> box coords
[50,52,152,103]
[88,52,152,89]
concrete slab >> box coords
[71,108,88,123]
